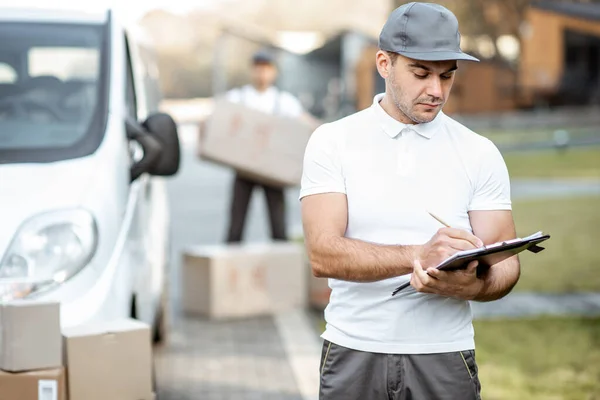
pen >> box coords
[427,211,451,228]
[391,211,450,296]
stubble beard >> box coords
[389,74,441,124]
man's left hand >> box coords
[410,259,484,301]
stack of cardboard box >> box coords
[0,301,65,399]
[181,242,308,319]
[0,301,155,400]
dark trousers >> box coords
[226,173,287,243]
[319,340,481,400]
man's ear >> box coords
[376,51,391,79]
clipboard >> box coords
[391,231,551,296]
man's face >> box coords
[251,62,277,89]
[378,52,457,124]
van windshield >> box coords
[0,20,109,164]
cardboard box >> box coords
[0,367,66,400]
[182,242,307,319]
[299,249,332,311]
[0,300,62,372]
[62,319,153,400]
[309,272,332,311]
[199,99,313,187]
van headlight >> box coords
[0,209,98,300]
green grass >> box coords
[502,147,600,179]
[481,127,600,148]
[298,196,600,292]
[474,317,600,400]
[311,314,600,399]
[485,127,587,140]
[512,195,600,292]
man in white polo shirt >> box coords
[300,3,520,399]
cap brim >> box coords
[397,51,480,62]
[253,58,274,64]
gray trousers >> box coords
[319,340,481,400]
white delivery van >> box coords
[0,7,180,343]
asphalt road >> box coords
[154,123,309,400]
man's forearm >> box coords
[307,235,418,282]
[473,256,521,302]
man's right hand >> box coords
[418,228,484,270]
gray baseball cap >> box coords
[379,2,479,62]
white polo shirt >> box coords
[299,93,512,354]
[226,85,304,118]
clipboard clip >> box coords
[527,244,545,254]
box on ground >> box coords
[301,249,331,311]
[308,272,332,311]
[199,99,313,187]
[0,367,66,400]
[181,242,307,319]
[0,300,62,372]
[62,318,153,400]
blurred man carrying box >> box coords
[199,49,319,243]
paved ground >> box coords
[153,123,600,400]
[471,292,600,319]
[154,124,319,400]
[154,316,304,400]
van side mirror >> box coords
[126,119,162,182]
[142,113,181,176]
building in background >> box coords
[144,0,600,118]
[278,30,375,121]
[518,0,600,108]
[139,0,391,100]
[352,0,600,117]
[352,44,519,116]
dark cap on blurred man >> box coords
[252,49,276,65]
